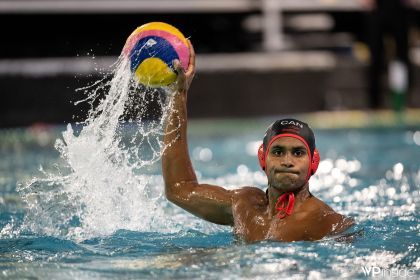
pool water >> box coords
[1,119,419,279]
[1,53,419,279]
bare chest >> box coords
[231,201,299,242]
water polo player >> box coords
[162,41,354,242]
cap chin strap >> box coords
[275,192,295,219]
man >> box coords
[162,41,354,242]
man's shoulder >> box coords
[304,196,355,234]
[233,186,265,195]
[298,196,340,222]
[306,196,335,212]
[232,186,266,203]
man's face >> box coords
[265,136,310,192]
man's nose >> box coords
[281,152,294,167]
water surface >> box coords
[1,121,419,279]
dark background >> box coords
[0,12,370,57]
[1,9,419,127]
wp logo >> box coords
[361,266,416,278]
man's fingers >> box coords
[172,40,195,91]
[173,59,183,73]
[187,39,195,74]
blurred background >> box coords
[1,0,420,127]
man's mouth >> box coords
[275,170,299,175]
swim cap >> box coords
[263,119,315,156]
[257,118,320,179]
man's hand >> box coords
[172,40,196,96]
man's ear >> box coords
[311,149,320,175]
[257,144,265,171]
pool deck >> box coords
[185,109,420,137]
[297,108,420,129]
[1,52,420,128]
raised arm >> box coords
[162,41,234,225]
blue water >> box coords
[1,120,419,279]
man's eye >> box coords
[294,150,305,156]
[272,150,283,156]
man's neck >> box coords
[267,183,311,218]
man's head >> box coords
[258,119,320,191]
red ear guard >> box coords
[258,144,266,170]
[257,144,320,177]
[311,149,320,175]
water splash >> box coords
[15,56,190,241]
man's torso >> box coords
[230,187,349,242]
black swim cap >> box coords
[263,118,316,156]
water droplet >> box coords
[413,131,420,145]
[237,164,249,176]
[386,187,396,198]
[199,148,213,162]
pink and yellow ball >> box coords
[123,22,190,87]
